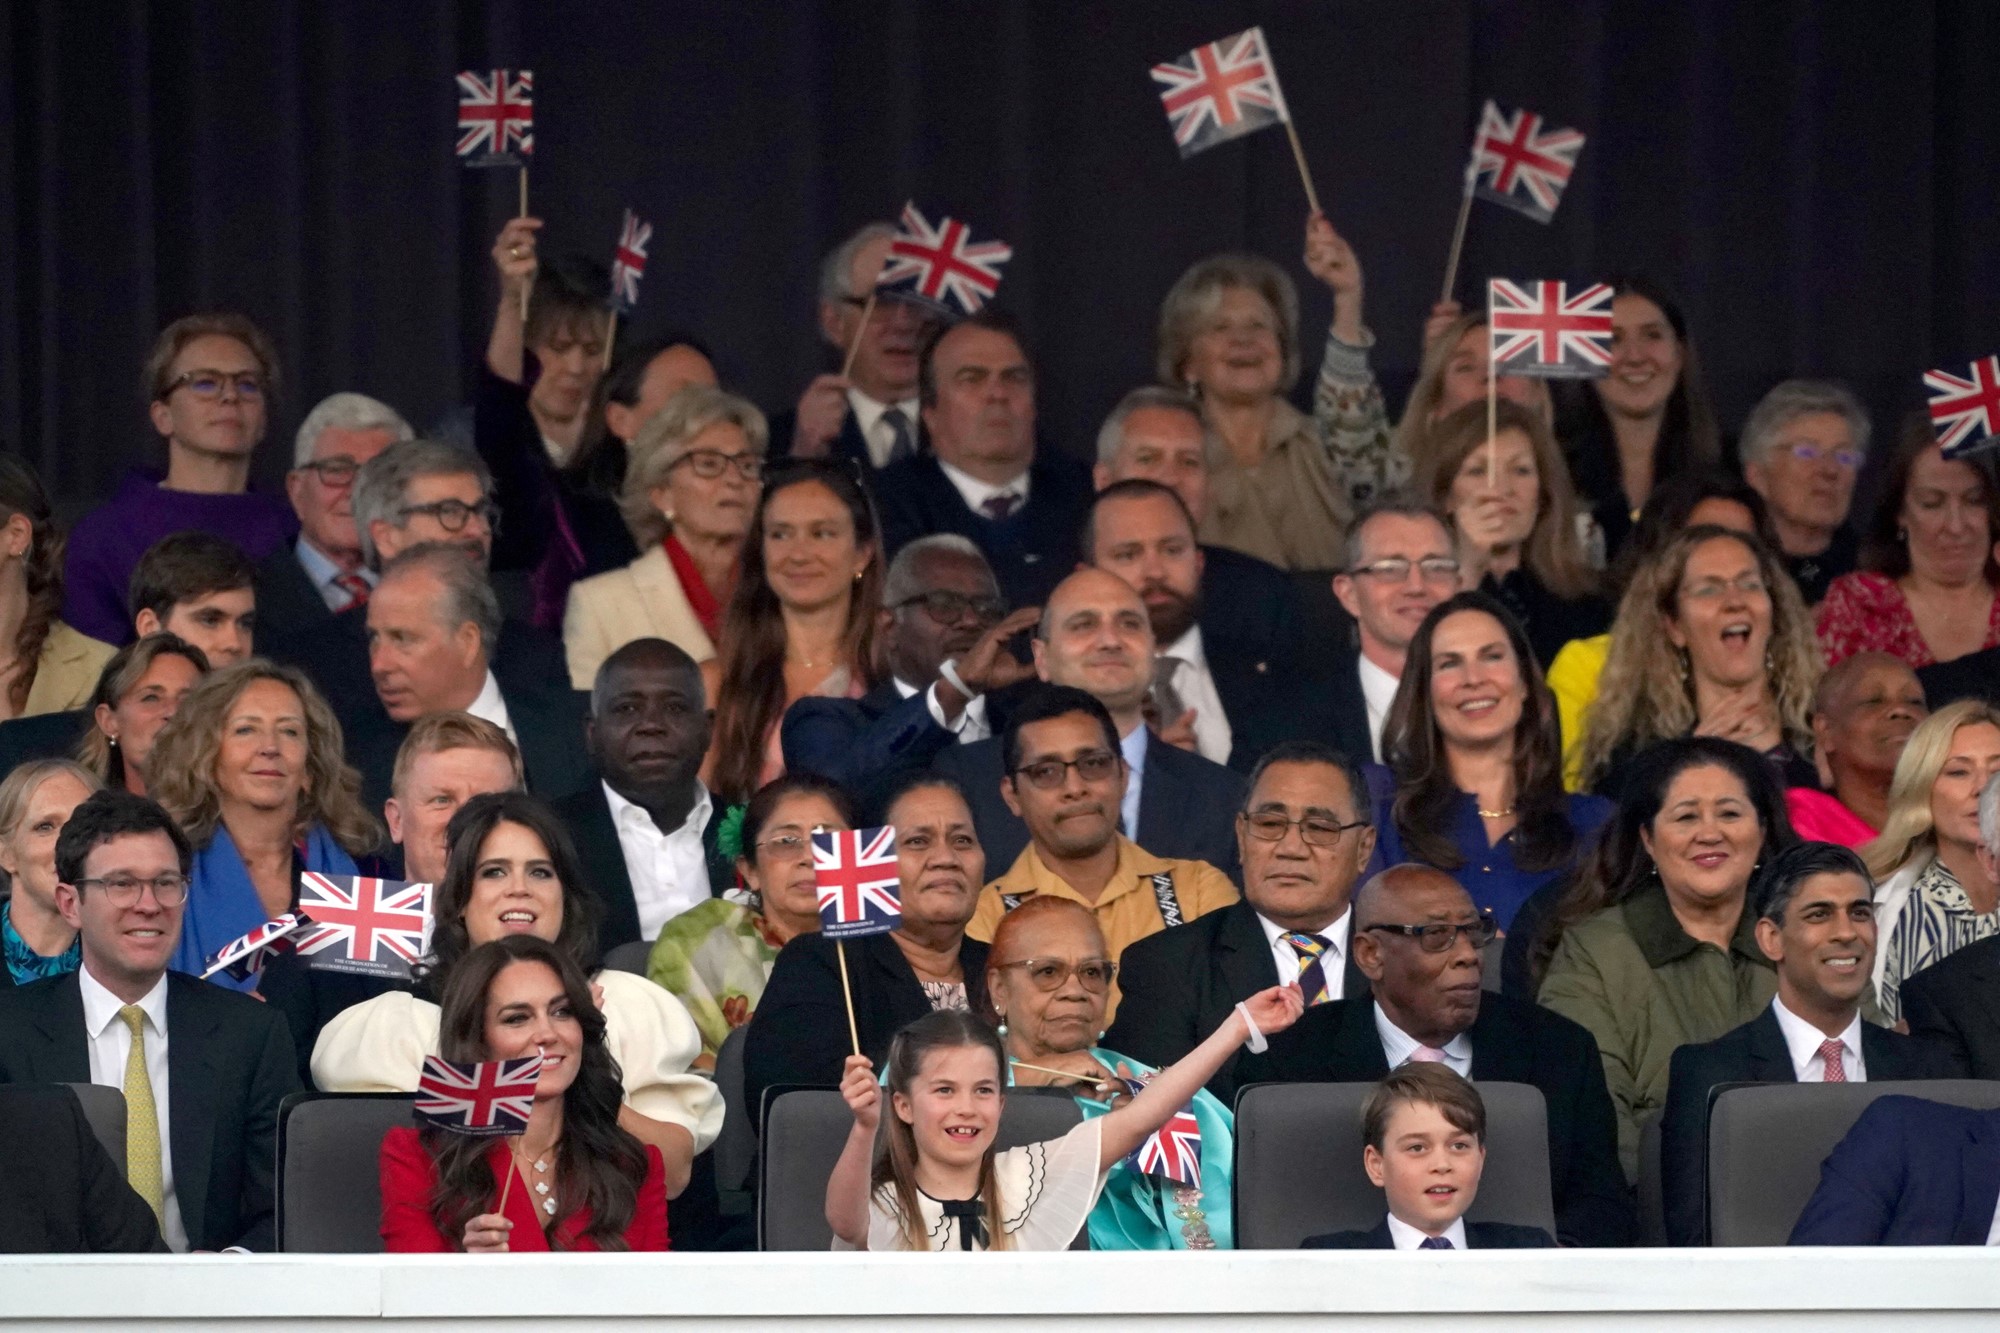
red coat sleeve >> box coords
[631,1144,670,1252]
[379,1127,454,1253]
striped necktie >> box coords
[332,572,371,612]
[1419,1235,1454,1249]
[1282,932,1333,1005]
[118,1005,165,1224]
[882,407,917,464]
[1819,1037,1847,1083]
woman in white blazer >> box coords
[563,386,767,687]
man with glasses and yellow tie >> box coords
[0,789,298,1252]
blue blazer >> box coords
[1790,1096,2000,1245]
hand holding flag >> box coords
[415,1055,543,1137]
[1150,26,1318,212]
[201,912,310,982]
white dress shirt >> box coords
[1357,653,1401,763]
[1118,721,1148,841]
[602,782,716,941]
[1988,1194,2000,1246]
[938,458,1030,518]
[1375,1002,1474,1078]
[848,388,922,470]
[1159,627,1233,766]
[465,670,517,745]
[1769,997,1868,1082]
[1256,907,1352,1002]
[294,537,376,611]
[79,967,188,1252]
[1387,1212,1470,1251]
[891,676,990,744]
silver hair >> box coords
[1982,770,2000,859]
[1155,253,1301,393]
[818,221,898,309]
[377,543,502,660]
[1093,385,1222,469]
[883,534,995,608]
[1739,379,1871,468]
[352,439,493,571]
[291,392,414,468]
[1339,490,1454,572]
[619,386,770,548]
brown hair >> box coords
[1360,1062,1485,1151]
[389,712,523,800]
[147,659,382,854]
[127,531,254,622]
[1860,411,2000,583]
[1417,398,1601,601]
[875,1009,1011,1250]
[708,461,883,804]
[142,312,281,404]
[75,633,211,788]
[423,791,602,981]
[0,455,68,713]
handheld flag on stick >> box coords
[815,825,903,1056]
[1924,356,2000,458]
[201,912,310,982]
[1117,1075,1204,1188]
[842,204,1013,378]
[456,69,534,167]
[1151,26,1318,212]
[604,208,652,369]
[1487,280,1615,379]
[415,1055,542,1137]
[292,874,433,980]
[1439,101,1586,302]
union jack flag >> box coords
[1150,27,1290,160]
[415,1055,543,1137]
[201,911,310,982]
[292,874,433,979]
[1469,101,1585,224]
[813,826,902,940]
[875,204,1012,318]
[1488,279,1615,378]
[1923,355,2000,457]
[1119,1076,1203,1187]
[456,69,534,166]
[609,209,651,313]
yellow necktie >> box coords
[118,1005,164,1223]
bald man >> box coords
[1789,652,1927,847]
[1235,864,1634,1247]
[934,567,1246,878]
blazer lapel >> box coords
[1135,736,1188,850]
[1217,902,1281,998]
[1742,1008,1798,1083]
[1464,1000,1523,1082]
[629,547,715,659]
[1955,1114,2000,1245]
[1329,997,1392,1080]
[165,978,219,1251]
[32,973,94,1084]
[578,788,642,951]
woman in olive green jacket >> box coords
[1536,738,1795,1181]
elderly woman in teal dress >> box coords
[986,895,1235,1250]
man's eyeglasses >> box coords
[1239,811,1368,847]
[894,590,1007,626]
[669,450,764,482]
[1349,556,1461,585]
[398,499,500,533]
[295,457,363,488]
[1784,443,1864,470]
[165,370,264,402]
[75,873,190,909]
[996,957,1118,994]
[1363,914,1499,954]
[1012,751,1121,790]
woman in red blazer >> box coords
[380,935,668,1252]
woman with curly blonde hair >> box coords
[1576,526,1820,800]
[150,659,383,990]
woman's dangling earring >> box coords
[995,1022,1007,1039]
[1897,527,1908,543]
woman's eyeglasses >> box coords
[669,450,764,482]
[996,957,1118,994]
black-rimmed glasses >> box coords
[1238,811,1369,847]
[1363,914,1499,954]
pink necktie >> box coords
[1819,1038,1847,1083]
[1408,1046,1449,1064]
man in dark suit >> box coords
[1919,645,2000,709]
[0,790,299,1251]
[1663,842,1953,1245]
[874,310,1096,613]
[1327,497,1460,763]
[1790,1095,2000,1244]
[1236,864,1633,1248]
[1106,740,1375,1097]
[253,392,411,640]
[553,639,734,955]
[932,567,1245,876]
[783,535,1037,818]
[744,777,988,1118]
[0,1084,164,1253]
[1905,938,2000,1079]
[767,224,935,471]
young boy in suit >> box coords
[1302,1063,1554,1249]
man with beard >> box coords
[781,535,1039,817]
[1084,479,1313,771]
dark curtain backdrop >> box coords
[5,1,1998,516]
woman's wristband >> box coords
[1235,1002,1269,1054]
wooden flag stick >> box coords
[518,167,532,325]
[604,308,619,374]
[834,938,862,1056]
[839,293,876,380]
[1485,307,1499,494]
[1439,185,1475,306]
[1282,119,1322,217]
[1008,1059,1110,1086]
[497,1143,521,1220]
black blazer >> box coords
[1199,546,1301,665]
[1301,1218,1556,1249]
[1660,1004,1950,1246]
[932,729,1246,879]
[766,404,923,470]
[742,930,991,1123]
[781,678,959,820]
[0,708,90,784]
[0,1084,164,1254]
[551,781,737,956]
[1320,646,1378,768]
[0,972,300,1251]
[873,454,1096,612]
[1235,991,1633,1248]
[251,545,337,642]
[1918,646,2000,709]
[255,956,409,1091]
[1103,899,1368,1101]
[1903,931,2000,1079]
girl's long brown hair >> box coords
[0,455,67,714]
[708,461,883,804]
[875,1009,1011,1251]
